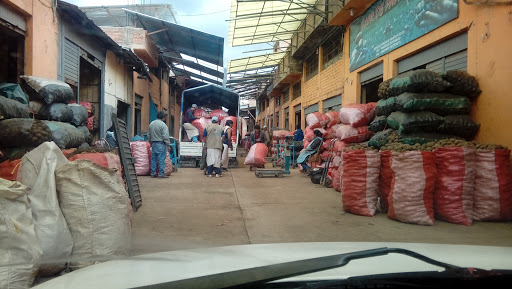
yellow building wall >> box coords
[342,3,512,149]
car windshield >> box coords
[1,0,512,289]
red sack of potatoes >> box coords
[244,143,268,166]
[306,112,329,129]
[339,103,377,127]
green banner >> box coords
[350,0,458,71]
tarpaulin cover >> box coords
[339,103,377,127]
[306,112,329,129]
[192,117,212,142]
[335,125,372,143]
[379,150,392,213]
[194,108,210,118]
[210,109,229,121]
[388,151,436,225]
[130,141,151,176]
[473,149,512,221]
[387,111,444,133]
[434,147,476,226]
[325,111,340,128]
[341,150,381,217]
[244,143,267,166]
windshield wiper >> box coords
[139,247,503,289]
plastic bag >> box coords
[244,143,268,166]
[55,160,131,270]
[306,112,329,129]
[304,126,315,141]
[333,164,342,192]
[325,111,340,128]
[341,150,380,217]
[338,103,377,127]
[68,103,88,126]
[473,149,512,221]
[387,69,452,97]
[335,125,372,143]
[0,179,42,289]
[324,127,337,139]
[387,151,436,225]
[130,141,150,176]
[387,111,444,133]
[433,147,476,226]
[220,116,238,144]
[16,142,73,276]
[37,103,74,122]
[0,95,30,120]
[393,92,471,115]
[43,121,86,149]
[0,118,52,148]
[441,70,481,99]
[436,115,480,140]
[21,75,74,104]
[368,116,387,133]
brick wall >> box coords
[302,58,344,108]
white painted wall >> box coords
[104,50,132,108]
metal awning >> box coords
[228,0,321,46]
[228,52,286,73]
[182,84,239,114]
[79,4,178,27]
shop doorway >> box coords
[79,57,101,141]
[361,77,383,104]
[0,25,24,83]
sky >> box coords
[65,0,271,69]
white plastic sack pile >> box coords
[17,142,73,277]
[0,178,42,289]
[55,159,132,270]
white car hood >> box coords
[33,242,512,289]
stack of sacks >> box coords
[187,106,235,143]
[336,103,376,145]
[191,117,212,142]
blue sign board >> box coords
[350,0,458,71]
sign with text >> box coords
[349,0,458,71]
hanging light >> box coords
[350,8,354,17]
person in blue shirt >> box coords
[294,124,304,141]
[296,129,323,175]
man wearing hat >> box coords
[183,104,199,142]
[203,116,223,177]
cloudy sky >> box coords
[65,0,270,68]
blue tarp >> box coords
[149,97,158,123]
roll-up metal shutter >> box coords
[360,62,383,84]
[64,38,79,86]
[304,103,319,115]
[323,95,342,109]
[398,33,468,74]
[0,2,26,33]
[294,104,301,112]
[426,50,467,73]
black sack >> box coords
[21,75,74,104]
[37,103,73,122]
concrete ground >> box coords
[131,161,512,256]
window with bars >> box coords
[322,29,343,69]
[305,52,318,81]
[293,81,301,99]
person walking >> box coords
[203,116,223,177]
[221,119,234,171]
[183,104,199,142]
[249,124,267,146]
[148,111,170,178]
[296,129,323,175]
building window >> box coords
[285,109,289,130]
[276,96,281,107]
[305,52,318,81]
[283,87,290,103]
[323,29,343,69]
[293,81,301,99]
[276,111,279,128]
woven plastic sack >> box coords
[434,147,476,226]
[341,150,380,217]
[244,143,268,166]
[43,121,86,149]
[333,165,342,192]
[68,103,88,126]
[55,160,131,270]
[37,103,73,122]
[325,111,340,128]
[304,126,315,141]
[388,151,436,225]
[16,142,73,276]
[387,69,452,97]
[0,159,22,181]
[130,141,150,176]
[379,150,392,213]
[68,152,124,186]
[192,117,212,142]
[193,108,210,118]
[20,75,74,104]
[0,178,42,289]
[0,95,30,120]
[368,116,387,133]
[437,115,480,140]
[473,149,512,221]
[393,92,471,116]
[0,118,52,148]
[70,101,95,117]
[387,111,444,133]
[210,109,229,121]
[339,103,377,127]
[441,70,481,99]
[335,125,372,143]
[306,112,329,129]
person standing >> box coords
[263,125,272,157]
[183,104,199,142]
[249,124,267,146]
[148,111,170,178]
[296,129,323,175]
[203,116,223,177]
[221,119,234,171]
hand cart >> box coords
[255,168,284,178]
[272,136,286,168]
[320,138,339,186]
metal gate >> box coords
[112,113,142,211]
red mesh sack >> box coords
[210,109,228,121]
[339,103,377,127]
[325,111,340,128]
[388,151,436,225]
[473,149,512,221]
[0,159,21,181]
[306,112,329,129]
[324,127,336,139]
[130,141,151,176]
[244,143,268,166]
[434,147,476,225]
[164,153,173,176]
[320,150,329,161]
[272,130,293,140]
[191,117,212,142]
[87,116,99,132]
[194,108,210,118]
[303,140,311,150]
[341,150,381,217]
[335,125,373,143]
[379,150,392,213]
[221,116,237,144]
[333,166,342,192]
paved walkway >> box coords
[131,165,512,255]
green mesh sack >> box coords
[368,129,395,149]
[387,111,444,133]
[437,115,480,140]
[388,69,452,97]
[394,92,471,116]
[398,132,463,145]
[375,97,397,116]
[441,70,481,99]
[368,116,388,133]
